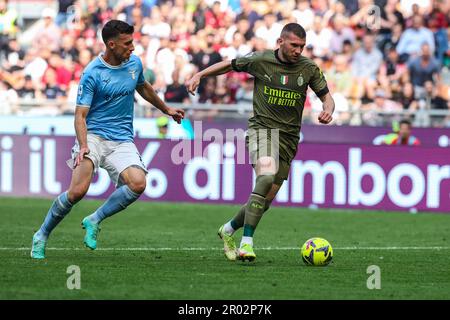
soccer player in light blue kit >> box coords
[31,20,185,259]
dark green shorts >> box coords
[245,129,297,185]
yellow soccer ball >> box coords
[301,237,333,266]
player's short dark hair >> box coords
[281,23,306,39]
[102,20,134,44]
[400,119,412,127]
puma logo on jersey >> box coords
[264,74,273,82]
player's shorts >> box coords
[67,133,147,187]
[245,128,297,186]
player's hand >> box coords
[318,111,333,124]
[185,74,201,96]
[167,107,185,124]
[74,147,90,169]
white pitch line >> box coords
[1,246,450,251]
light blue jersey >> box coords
[76,54,145,141]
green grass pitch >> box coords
[1,197,449,300]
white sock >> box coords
[35,230,48,241]
[223,221,235,235]
[87,211,101,224]
[240,236,253,247]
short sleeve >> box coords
[231,52,262,76]
[136,57,145,86]
[76,72,95,107]
[309,64,329,98]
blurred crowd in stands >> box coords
[0,0,449,127]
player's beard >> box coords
[280,47,300,63]
[124,50,133,60]
[115,51,130,63]
[290,52,301,63]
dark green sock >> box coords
[231,199,273,231]
[230,217,242,230]
[230,205,246,230]
[243,224,255,237]
[242,193,266,237]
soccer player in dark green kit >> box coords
[186,23,335,261]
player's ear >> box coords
[107,39,115,50]
[276,37,283,46]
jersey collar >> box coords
[98,53,129,69]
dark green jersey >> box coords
[231,49,329,141]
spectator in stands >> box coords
[349,0,377,36]
[199,77,220,104]
[220,32,252,60]
[2,38,25,74]
[155,36,178,85]
[92,0,114,27]
[403,3,421,28]
[45,51,72,90]
[396,15,435,61]
[205,1,227,29]
[0,79,18,114]
[33,8,62,52]
[16,75,38,100]
[164,70,190,104]
[254,12,283,49]
[292,0,314,31]
[122,0,152,25]
[325,54,353,99]
[237,18,255,41]
[380,22,404,57]
[0,0,17,61]
[129,6,145,33]
[59,34,78,61]
[378,0,405,43]
[351,33,383,100]
[192,0,208,33]
[5,0,449,125]
[23,47,49,83]
[235,76,253,107]
[397,81,418,110]
[236,0,260,30]
[329,14,355,54]
[306,16,333,58]
[361,89,402,126]
[225,18,254,43]
[56,0,75,27]
[388,119,421,145]
[191,32,222,97]
[41,68,66,101]
[408,43,441,98]
[423,80,449,111]
[425,0,449,65]
[378,45,408,97]
[73,49,93,81]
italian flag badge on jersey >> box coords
[280,75,288,85]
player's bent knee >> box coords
[258,157,274,167]
[67,186,89,203]
[257,157,277,175]
[128,179,146,194]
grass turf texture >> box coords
[1,197,449,299]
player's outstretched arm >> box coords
[136,81,185,124]
[185,60,233,95]
[317,92,335,124]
